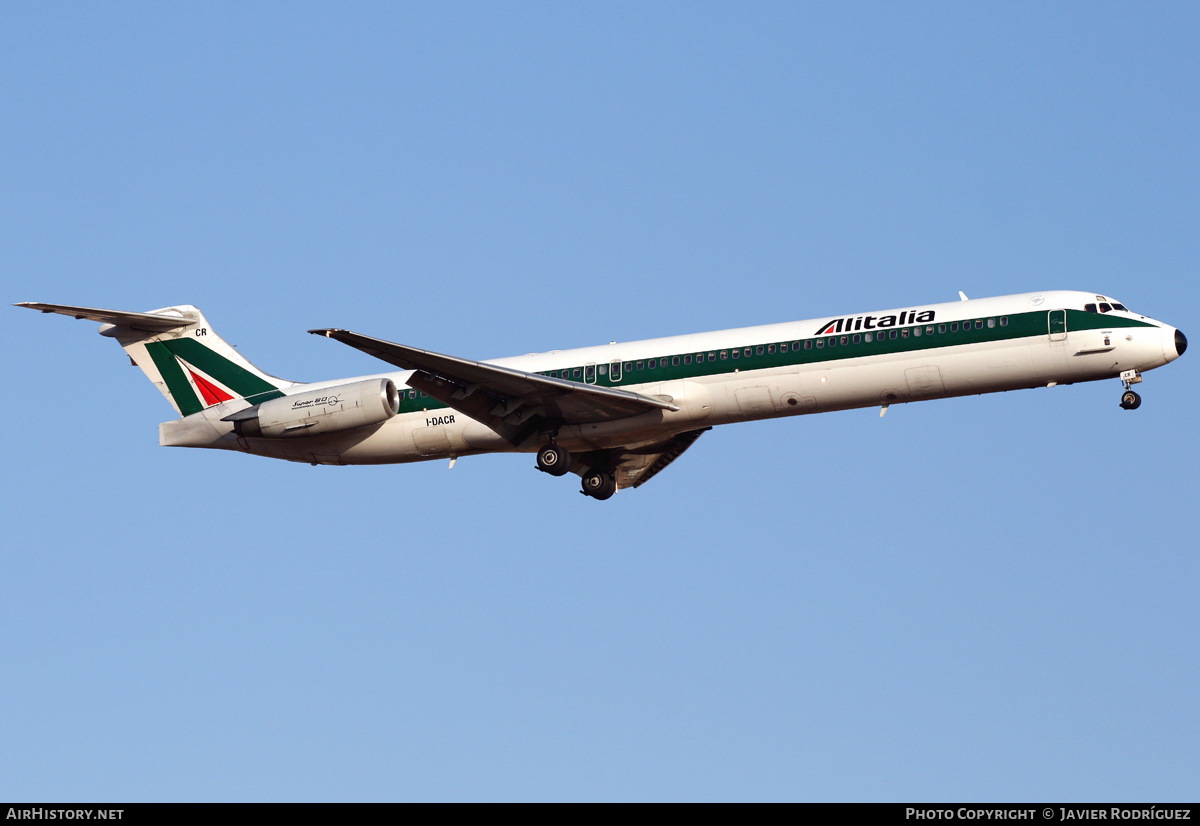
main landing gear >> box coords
[536,440,617,499]
[1119,369,1143,410]
[580,470,616,501]
[536,442,573,476]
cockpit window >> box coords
[1084,303,1098,313]
[1113,303,1128,311]
[1099,302,1113,313]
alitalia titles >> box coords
[816,309,937,336]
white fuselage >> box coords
[163,290,1184,466]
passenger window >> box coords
[950,322,958,332]
[672,356,680,366]
[987,318,996,328]
[828,337,837,348]
[573,368,581,378]
[889,330,898,340]
[913,327,922,336]
[708,352,716,362]
[791,341,801,351]
[744,348,752,357]
[864,333,873,343]
[999,317,1008,327]
[408,390,416,399]
[648,360,656,369]
[805,340,813,349]
[901,328,910,338]
[926,326,934,335]
[853,334,861,343]
[636,361,644,370]
[975,319,983,329]
[732,349,740,359]
[756,346,764,356]
[938,324,946,334]
[816,339,824,349]
[624,362,633,371]
[684,355,692,365]
[720,350,728,360]
[598,364,607,375]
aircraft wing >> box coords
[578,427,711,490]
[309,328,679,444]
[15,302,192,331]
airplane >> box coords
[17,290,1186,500]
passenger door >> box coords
[1048,309,1067,342]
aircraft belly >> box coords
[412,426,452,456]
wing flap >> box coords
[575,427,711,491]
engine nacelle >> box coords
[225,378,399,438]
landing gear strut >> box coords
[580,470,616,500]
[1119,369,1143,410]
[536,443,572,476]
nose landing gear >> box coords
[1119,369,1143,410]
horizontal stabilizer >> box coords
[19,302,291,417]
[15,302,193,331]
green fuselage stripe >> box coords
[393,308,1156,415]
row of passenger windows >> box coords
[537,317,1010,381]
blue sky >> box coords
[3,2,1197,801]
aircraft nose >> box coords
[1176,329,1188,357]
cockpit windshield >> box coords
[1084,297,1129,314]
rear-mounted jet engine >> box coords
[224,378,399,438]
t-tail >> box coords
[15,302,295,416]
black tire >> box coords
[581,471,616,500]
[1120,390,1142,410]
[536,444,572,476]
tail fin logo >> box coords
[144,338,282,415]
[180,360,235,406]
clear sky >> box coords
[3,2,1197,802]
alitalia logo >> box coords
[176,356,235,406]
[143,338,282,416]
[815,309,937,336]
